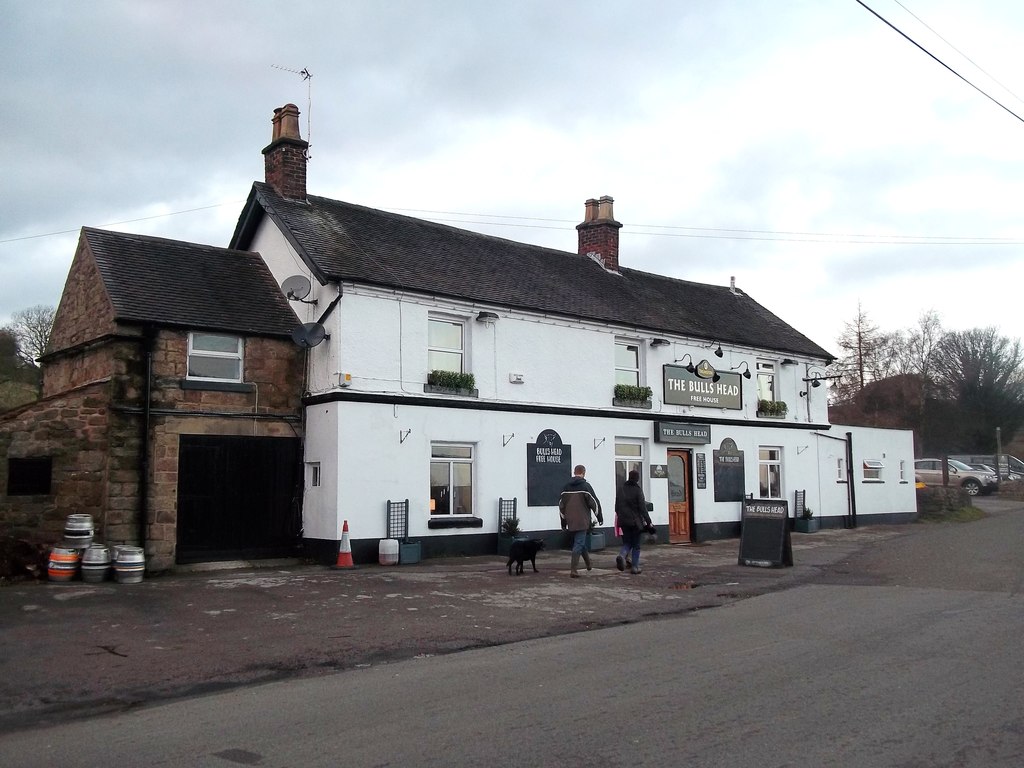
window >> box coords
[307,462,321,488]
[899,460,906,482]
[188,332,242,382]
[428,318,465,373]
[614,441,644,493]
[430,443,473,516]
[863,460,884,481]
[7,457,52,495]
[837,457,846,482]
[615,340,641,386]
[758,446,783,499]
[756,361,776,402]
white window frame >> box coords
[758,446,783,499]
[427,316,466,374]
[899,460,907,482]
[837,457,847,483]
[430,443,474,517]
[614,440,645,494]
[756,361,776,402]
[863,460,884,482]
[615,339,641,387]
[307,462,321,488]
[187,332,243,382]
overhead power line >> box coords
[854,0,1024,125]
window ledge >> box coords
[861,479,884,484]
[428,516,484,529]
[181,379,254,393]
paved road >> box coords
[1,496,1021,766]
[1,497,1021,766]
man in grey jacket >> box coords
[559,464,603,578]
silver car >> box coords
[914,459,998,496]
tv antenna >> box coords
[271,64,313,159]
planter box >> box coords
[424,384,479,398]
[794,518,820,533]
[612,398,652,409]
[587,531,606,551]
[399,541,422,563]
[497,535,527,557]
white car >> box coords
[914,459,998,496]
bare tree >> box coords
[5,304,56,366]
[830,303,892,402]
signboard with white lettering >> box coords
[663,364,743,409]
[738,498,793,568]
[655,422,711,444]
[527,429,571,506]
[713,438,745,502]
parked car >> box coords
[914,459,998,496]
[950,454,1024,481]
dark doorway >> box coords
[176,435,302,563]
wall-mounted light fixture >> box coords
[799,390,809,397]
[781,358,798,366]
[475,311,499,322]
[706,340,724,357]
[802,373,830,388]
[731,361,752,379]
[650,338,671,347]
[673,353,696,373]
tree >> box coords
[830,303,894,403]
[5,304,56,366]
[0,327,41,411]
[927,328,1024,451]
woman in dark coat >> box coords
[614,469,652,574]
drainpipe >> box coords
[138,326,156,550]
[845,431,857,528]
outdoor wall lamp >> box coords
[475,311,499,322]
[673,353,696,373]
[802,372,827,388]
[731,361,752,379]
[650,338,671,347]
[799,390,809,397]
[706,340,724,357]
[781,358,798,366]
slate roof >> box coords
[232,183,833,360]
[83,227,299,337]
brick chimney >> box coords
[576,195,622,272]
[263,104,308,200]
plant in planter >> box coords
[794,506,820,533]
[426,369,477,394]
[501,516,521,536]
[757,399,788,417]
[498,516,524,556]
[613,384,653,407]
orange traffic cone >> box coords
[333,520,357,569]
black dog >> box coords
[507,538,545,575]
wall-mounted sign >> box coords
[695,453,707,489]
[527,429,571,506]
[663,365,743,409]
[655,422,711,444]
[713,437,745,502]
[650,464,668,479]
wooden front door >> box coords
[667,449,692,543]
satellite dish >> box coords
[291,322,328,348]
[282,275,312,301]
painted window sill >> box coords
[180,379,254,393]
[428,516,484,529]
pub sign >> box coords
[664,364,743,409]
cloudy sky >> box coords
[3,0,1023,356]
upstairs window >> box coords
[756,361,776,402]
[188,333,242,382]
[428,318,465,373]
[615,340,641,386]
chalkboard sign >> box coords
[713,438,745,502]
[527,429,571,506]
[738,498,793,568]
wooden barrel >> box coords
[48,546,81,582]
[81,544,112,583]
[114,546,145,584]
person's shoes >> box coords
[582,551,592,571]
[626,559,633,569]
[570,571,580,578]
[631,566,642,575]
[615,555,625,572]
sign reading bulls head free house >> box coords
[663,362,743,409]
[527,429,572,506]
